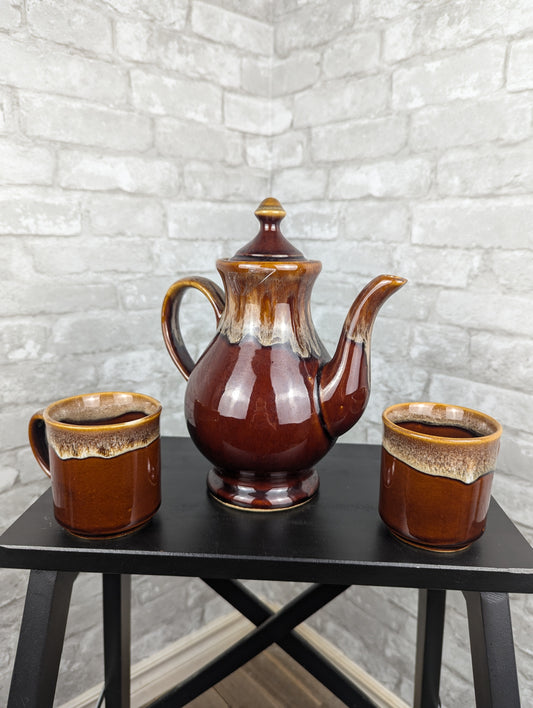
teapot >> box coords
[162,198,406,510]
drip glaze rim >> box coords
[43,391,162,431]
[383,401,502,444]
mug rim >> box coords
[382,401,502,444]
[43,391,162,431]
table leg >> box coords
[204,578,375,707]
[463,591,520,708]
[7,569,77,708]
[414,588,446,708]
[103,573,131,708]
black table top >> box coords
[1,438,533,593]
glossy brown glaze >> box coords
[207,466,319,511]
[49,438,160,538]
[162,197,406,510]
[379,402,502,551]
[186,337,327,509]
[28,391,162,537]
[379,448,493,551]
[318,274,407,440]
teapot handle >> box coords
[161,276,225,381]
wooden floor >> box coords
[187,644,347,707]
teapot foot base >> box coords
[207,467,319,511]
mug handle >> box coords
[161,276,225,381]
[28,411,51,478]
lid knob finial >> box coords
[230,197,304,261]
[254,197,286,221]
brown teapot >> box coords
[162,198,406,510]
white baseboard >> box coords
[59,609,409,708]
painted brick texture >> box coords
[0,2,264,702]
[267,2,533,705]
[0,1,532,706]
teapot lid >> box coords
[230,197,305,261]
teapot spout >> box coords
[318,275,407,439]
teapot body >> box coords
[183,258,339,508]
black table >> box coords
[2,438,532,707]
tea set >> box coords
[28,198,502,551]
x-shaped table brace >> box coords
[152,579,372,707]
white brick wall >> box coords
[19,92,154,150]
[0,1,262,701]
[0,34,128,102]
[265,2,533,705]
[0,1,532,706]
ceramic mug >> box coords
[379,402,502,552]
[29,391,162,538]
